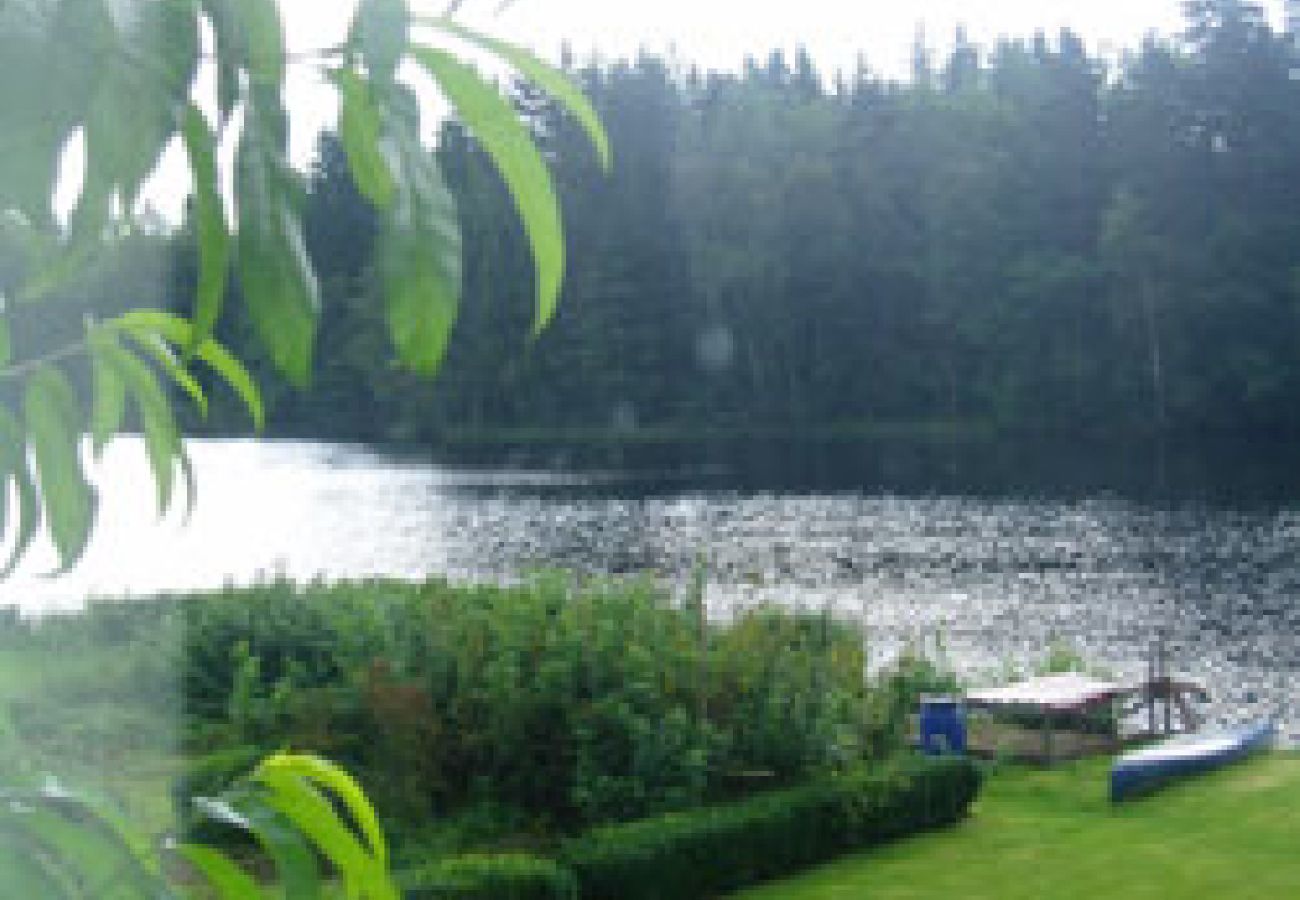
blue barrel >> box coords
[919,695,966,755]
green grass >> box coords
[737,752,1300,899]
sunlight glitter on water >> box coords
[1,436,1296,730]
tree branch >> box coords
[0,340,88,380]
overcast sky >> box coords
[429,0,1289,77]
[274,1,1294,82]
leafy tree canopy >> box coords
[0,0,608,574]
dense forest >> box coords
[181,1,1300,444]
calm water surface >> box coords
[3,435,1299,731]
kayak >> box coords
[1110,721,1276,802]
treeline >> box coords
[192,0,1300,442]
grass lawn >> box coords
[737,751,1300,899]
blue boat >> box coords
[1110,721,1276,802]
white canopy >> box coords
[965,672,1132,713]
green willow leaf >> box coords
[380,212,460,374]
[88,330,128,457]
[0,0,104,225]
[177,844,261,899]
[194,337,265,430]
[78,0,200,227]
[252,768,390,899]
[0,210,48,287]
[106,343,182,514]
[418,17,611,170]
[368,82,461,374]
[377,127,462,374]
[181,104,230,349]
[333,67,396,208]
[178,445,198,521]
[2,808,110,895]
[115,310,264,429]
[236,115,320,387]
[231,0,286,87]
[0,841,64,898]
[3,798,156,898]
[0,121,61,227]
[199,0,243,121]
[200,790,321,899]
[255,753,390,870]
[13,239,102,306]
[352,0,408,83]
[121,330,209,418]
[0,314,9,367]
[0,405,24,547]
[2,467,40,580]
[36,782,162,883]
[413,48,564,331]
[0,406,39,578]
[25,366,95,573]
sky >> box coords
[443,0,1290,77]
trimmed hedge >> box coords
[402,852,579,899]
[561,755,981,899]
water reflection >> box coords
[0,438,611,612]
[1,435,1298,729]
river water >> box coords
[2,435,1299,731]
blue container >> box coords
[919,696,966,755]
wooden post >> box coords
[1042,710,1053,765]
[1161,640,1172,735]
[1174,689,1200,734]
[1109,697,1121,751]
[1147,640,1158,736]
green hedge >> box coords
[401,852,578,899]
[561,755,981,899]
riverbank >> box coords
[738,750,1300,898]
[422,419,999,447]
[7,436,1299,740]
[0,577,943,852]
[6,578,1295,896]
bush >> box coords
[562,755,981,899]
[177,576,880,831]
[705,608,870,785]
[402,852,578,899]
[181,578,412,721]
[863,650,962,756]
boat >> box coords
[1110,720,1276,802]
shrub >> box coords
[562,755,981,899]
[863,650,962,756]
[24,575,901,841]
[181,578,412,721]
[705,608,870,782]
[402,852,579,899]
[178,576,880,830]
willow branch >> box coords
[0,340,87,380]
